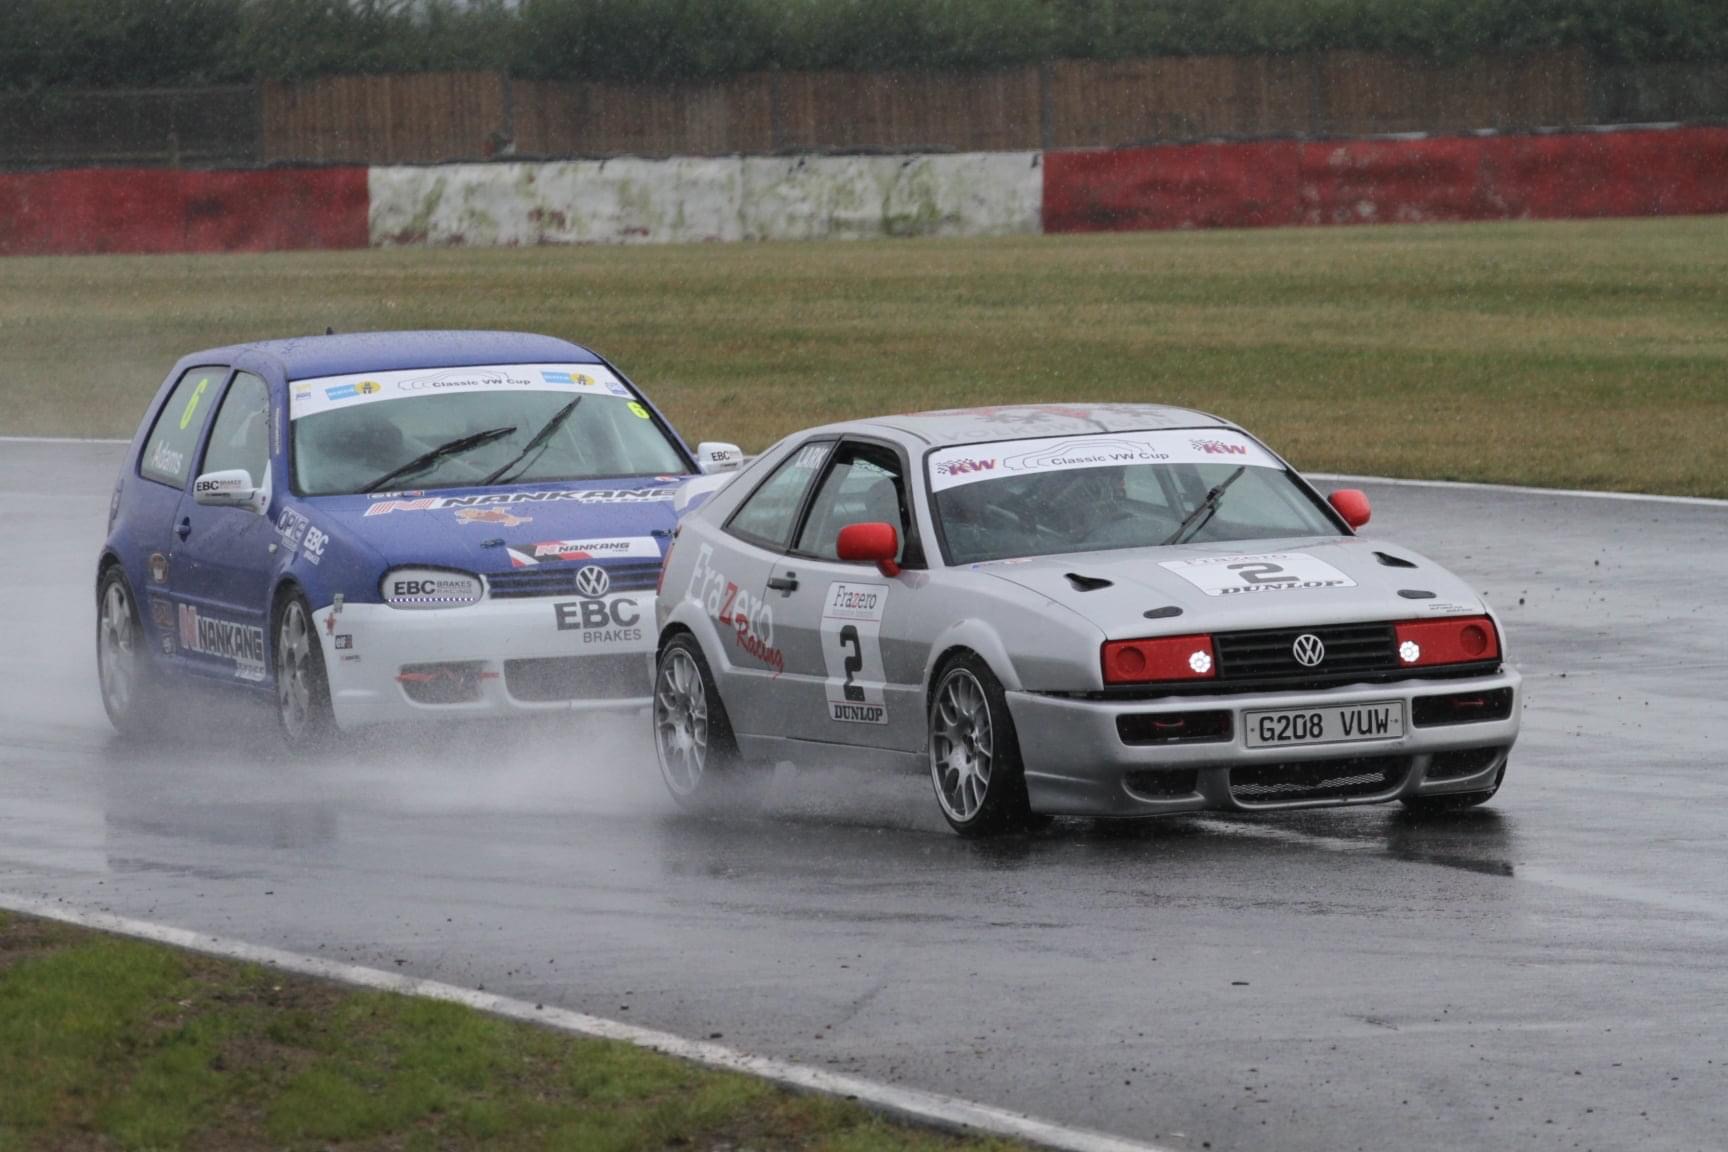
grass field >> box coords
[1,216,1725,496]
[0,911,1016,1152]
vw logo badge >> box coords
[1292,633,1326,667]
[575,564,611,599]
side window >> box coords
[200,372,272,487]
[139,366,225,487]
[725,441,832,550]
[795,442,910,561]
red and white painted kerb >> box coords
[4,125,1728,256]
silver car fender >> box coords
[919,617,1025,695]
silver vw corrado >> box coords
[651,404,1520,835]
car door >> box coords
[694,439,833,735]
[166,370,278,685]
[765,438,926,753]
[131,364,229,664]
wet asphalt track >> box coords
[2,440,1725,1152]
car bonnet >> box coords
[310,476,686,576]
[967,535,1488,639]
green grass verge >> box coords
[0,911,1019,1152]
[1,216,1725,496]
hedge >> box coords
[2,0,1725,91]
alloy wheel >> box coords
[276,600,315,739]
[655,647,709,797]
[98,580,137,719]
[931,668,994,823]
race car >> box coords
[95,330,741,742]
[651,404,1520,834]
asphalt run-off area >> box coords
[2,440,1724,1151]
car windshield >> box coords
[928,428,1341,565]
[288,363,688,497]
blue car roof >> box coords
[184,331,604,381]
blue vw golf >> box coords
[95,330,741,741]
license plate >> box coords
[1244,701,1405,748]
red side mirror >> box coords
[837,521,901,577]
[1329,488,1372,530]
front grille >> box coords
[1229,755,1407,805]
[1412,687,1514,727]
[398,661,487,705]
[487,559,662,600]
[1124,769,1200,799]
[1215,622,1396,681]
[503,655,649,703]
[1426,747,1503,781]
[1117,710,1232,747]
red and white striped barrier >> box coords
[4,126,1727,256]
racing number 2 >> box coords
[838,625,865,702]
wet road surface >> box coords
[2,441,1725,1151]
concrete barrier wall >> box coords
[0,166,369,256]
[5,129,1727,257]
[368,153,1044,247]
[1043,126,1728,233]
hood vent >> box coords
[1374,551,1418,569]
[1143,605,1184,620]
[1398,589,1436,600]
[1065,572,1113,592]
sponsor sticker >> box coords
[176,604,266,680]
[148,552,169,584]
[364,488,674,517]
[508,536,661,567]
[1158,553,1357,597]
[821,582,889,724]
[454,507,533,528]
[288,363,629,420]
[148,597,174,628]
[324,379,383,402]
[687,543,782,675]
[333,634,353,650]
[552,594,646,649]
[277,508,328,565]
[927,429,1279,492]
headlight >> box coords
[381,567,483,609]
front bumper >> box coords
[314,595,654,731]
[1008,669,1521,817]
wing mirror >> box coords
[193,469,265,514]
[1328,488,1371,530]
[696,441,743,474]
[837,521,901,577]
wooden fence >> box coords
[4,53,1726,168]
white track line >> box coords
[1310,472,1728,509]
[0,434,128,445]
[0,892,1172,1152]
[5,437,1722,509]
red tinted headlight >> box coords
[1102,634,1216,685]
[1393,616,1500,668]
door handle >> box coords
[175,517,192,540]
[766,572,798,593]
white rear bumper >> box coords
[313,595,653,731]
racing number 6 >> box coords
[838,625,865,702]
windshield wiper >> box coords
[360,426,517,494]
[1163,466,1247,546]
[480,396,582,486]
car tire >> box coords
[96,565,162,736]
[653,633,761,811]
[273,590,334,746]
[1401,763,1505,814]
[928,653,1036,837]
